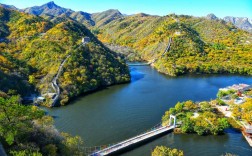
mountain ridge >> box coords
[21,1,123,27]
[1,1,251,32]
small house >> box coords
[174,31,181,35]
[37,96,45,102]
[82,37,90,44]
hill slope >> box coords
[96,14,252,76]
[91,9,123,27]
[0,7,130,106]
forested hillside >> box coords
[15,1,252,77]
[0,7,130,106]
[96,14,252,76]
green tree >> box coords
[200,102,213,112]
[241,99,252,123]
[216,99,225,105]
[217,90,235,99]
[42,144,57,156]
[213,118,230,135]
[175,102,184,113]
[0,96,44,145]
[181,117,194,133]
[152,146,184,156]
[212,43,225,50]
[194,126,206,135]
[184,100,197,111]
[61,133,84,156]
[232,105,242,119]
[28,75,36,84]
[169,108,177,115]
[218,118,229,129]
[162,111,171,126]
[217,90,227,98]
[10,150,42,156]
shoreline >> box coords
[242,131,252,147]
[45,79,131,108]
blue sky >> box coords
[0,0,251,18]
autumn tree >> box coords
[241,98,252,123]
[152,146,184,156]
[184,100,197,111]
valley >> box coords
[0,1,252,156]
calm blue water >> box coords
[47,65,252,156]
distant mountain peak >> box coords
[223,16,252,33]
[107,9,120,12]
[91,9,124,27]
[0,3,18,10]
[206,13,218,20]
[47,1,55,4]
[23,1,71,16]
[134,13,150,17]
[44,1,57,9]
[102,9,122,15]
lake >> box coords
[47,65,252,156]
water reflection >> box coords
[130,67,145,82]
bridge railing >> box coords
[82,121,178,156]
[93,125,174,155]
[90,123,173,155]
[81,122,164,155]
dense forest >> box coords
[95,14,252,76]
[0,6,130,106]
[0,91,84,155]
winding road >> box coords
[51,55,71,107]
[149,37,172,64]
[50,43,84,107]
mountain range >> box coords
[19,1,123,28]
[1,1,251,33]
